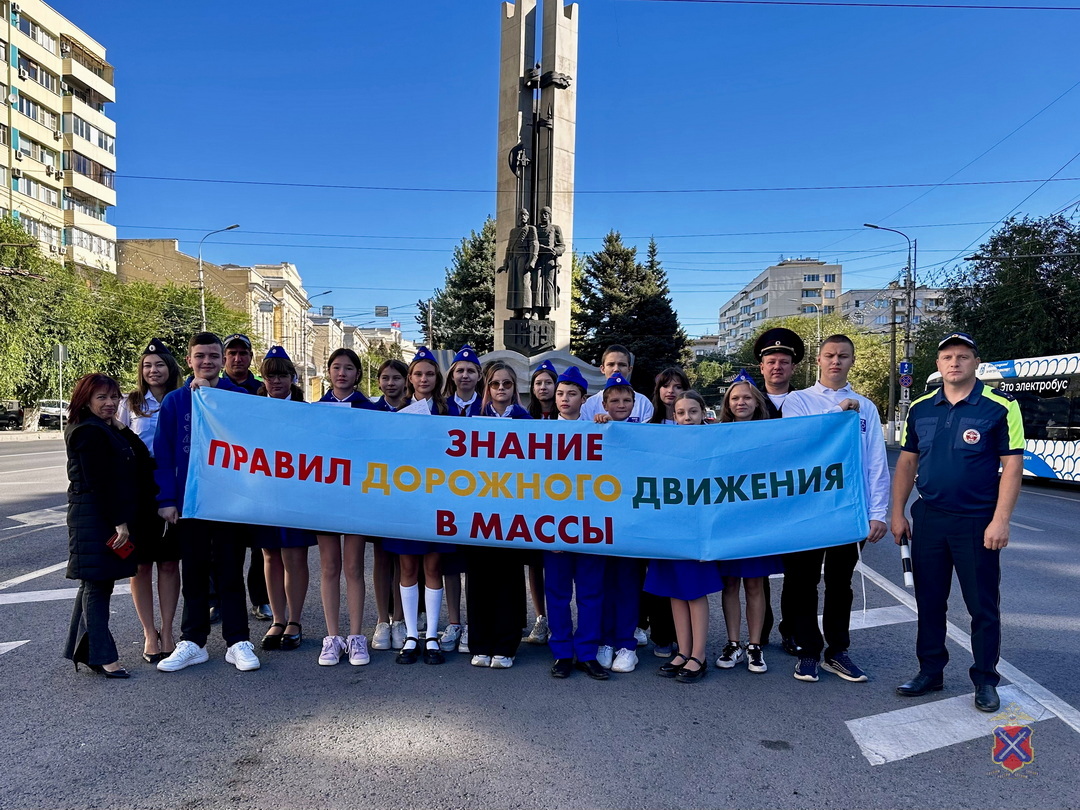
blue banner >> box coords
[184,388,868,560]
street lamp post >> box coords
[197,224,239,331]
[303,290,333,398]
[864,224,917,439]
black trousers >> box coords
[179,518,250,647]
[783,542,860,659]
[911,499,1001,687]
[63,579,118,666]
[209,526,268,607]
[465,547,525,657]
[762,575,798,643]
[638,586,676,646]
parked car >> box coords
[37,399,69,429]
[704,407,718,424]
[1,400,23,430]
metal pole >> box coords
[197,224,240,331]
[889,300,897,445]
[864,224,914,427]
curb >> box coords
[0,431,64,443]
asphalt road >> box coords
[0,437,1077,809]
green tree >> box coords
[416,217,496,352]
[946,214,1080,360]
[573,233,689,389]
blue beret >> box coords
[452,345,480,366]
[604,372,632,390]
[557,366,587,391]
[265,345,291,361]
[730,369,758,388]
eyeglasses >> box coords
[488,380,515,390]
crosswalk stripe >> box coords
[0,583,131,605]
[0,640,29,656]
[846,684,1052,765]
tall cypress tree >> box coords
[416,217,496,351]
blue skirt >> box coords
[253,526,317,550]
[644,559,724,601]
[717,555,783,579]
[381,538,457,556]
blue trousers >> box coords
[911,499,1001,687]
[602,556,642,652]
[543,551,604,662]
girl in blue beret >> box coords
[444,345,484,417]
[527,360,559,420]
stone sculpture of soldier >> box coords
[498,207,540,320]
[532,206,564,321]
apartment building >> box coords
[1,1,116,271]
[716,258,842,355]
[838,284,948,333]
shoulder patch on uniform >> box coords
[984,387,1017,405]
[910,390,937,408]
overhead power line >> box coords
[631,0,1080,10]
[115,174,1080,195]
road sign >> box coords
[899,361,912,375]
[375,306,389,317]
[899,374,913,388]
[51,344,67,363]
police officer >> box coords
[891,332,1023,713]
[752,327,806,650]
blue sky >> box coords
[55,0,1080,342]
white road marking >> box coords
[1009,520,1044,531]
[0,450,65,458]
[0,583,130,605]
[5,506,66,527]
[0,640,29,656]
[847,684,1052,766]
[856,561,1080,738]
[0,525,56,542]
[0,465,64,475]
[0,561,66,590]
[819,604,916,632]
[1022,489,1080,503]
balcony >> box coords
[67,168,116,207]
[63,58,116,104]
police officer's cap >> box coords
[754,328,805,364]
[143,338,173,357]
[223,333,252,351]
[557,366,588,392]
[937,332,978,354]
[452,345,480,366]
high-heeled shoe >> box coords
[76,662,131,679]
[143,633,167,664]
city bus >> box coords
[926,352,1080,483]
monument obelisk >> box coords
[495,0,578,355]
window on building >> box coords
[824,274,836,283]
[802,289,819,298]
[63,191,108,221]
[65,227,116,261]
[853,299,861,308]
[824,289,836,299]
[17,55,59,94]
[874,298,887,308]
[16,95,60,129]
[823,306,835,315]
[874,314,889,325]
[0,124,7,146]
[62,113,114,154]
[803,305,818,314]
[20,215,61,247]
[14,175,59,207]
[17,16,58,54]
[17,136,58,167]
[64,150,115,189]
[803,274,820,282]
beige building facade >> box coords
[1,1,116,272]
[716,258,843,355]
[838,284,948,333]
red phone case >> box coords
[107,532,135,559]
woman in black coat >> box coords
[63,373,158,678]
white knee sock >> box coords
[400,584,419,649]
[424,586,443,643]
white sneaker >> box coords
[371,622,392,651]
[526,615,549,644]
[715,641,746,669]
[390,620,406,650]
[490,655,514,669]
[347,634,370,666]
[596,644,614,670]
[439,623,462,652]
[225,640,261,672]
[458,624,470,654]
[471,654,492,667]
[612,647,638,673]
[634,627,649,647]
[157,640,209,672]
[318,635,346,666]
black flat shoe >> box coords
[896,673,944,697]
[575,659,610,680]
[551,658,575,679]
[675,657,707,683]
[423,638,445,665]
[143,651,168,664]
[88,664,131,679]
[975,684,1000,713]
[396,637,420,665]
[658,653,690,678]
[280,622,303,650]
[261,622,286,650]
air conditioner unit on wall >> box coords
[18,69,29,81]
[12,3,21,14]
[55,170,64,180]
[49,245,58,254]
[53,130,61,140]
[12,168,23,178]
[13,151,22,161]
